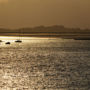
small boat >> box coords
[15,40,22,43]
[15,29,22,43]
[0,40,3,42]
[74,38,90,40]
[5,42,11,44]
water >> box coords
[0,37,90,90]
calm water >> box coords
[0,37,90,90]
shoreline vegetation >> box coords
[0,25,90,40]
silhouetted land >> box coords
[0,25,90,39]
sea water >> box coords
[0,37,90,90]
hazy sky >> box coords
[0,0,90,29]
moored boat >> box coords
[15,40,22,43]
[5,42,11,44]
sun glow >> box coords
[0,36,19,42]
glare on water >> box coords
[0,36,90,90]
[0,36,61,47]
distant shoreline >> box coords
[0,33,90,40]
[0,25,90,40]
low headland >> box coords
[0,25,90,40]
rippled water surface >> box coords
[0,37,90,90]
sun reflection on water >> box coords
[0,36,59,42]
[0,36,89,89]
[0,36,61,48]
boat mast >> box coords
[19,29,21,40]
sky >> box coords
[0,0,90,29]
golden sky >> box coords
[0,0,8,3]
[0,0,90,29]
